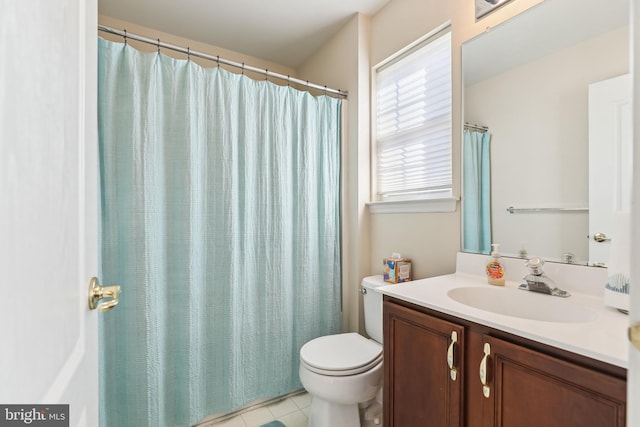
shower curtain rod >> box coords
[464,122,489,132]
[98,25,348,99]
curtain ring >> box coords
[187,47,190,62]
[241,63,245,75]
[287,75,290,87]
[216,55,220,68]
[124,29,127,45]
[324,85,327,96]
[265,69,268,81]
[157,38,160,54]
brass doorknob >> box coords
[593,232,611,243]
[88,277,121,312]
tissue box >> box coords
[383,257,412,284]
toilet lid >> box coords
[300,333,383,376]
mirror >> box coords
[462,0,629,265]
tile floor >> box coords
[203,393,310,427]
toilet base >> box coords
[308,396,360,427]
[360,398,383,426]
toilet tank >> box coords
[361,275,386,344]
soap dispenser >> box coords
[486,243,506,286]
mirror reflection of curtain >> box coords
[463,129,491,254]
[97,38,342,427]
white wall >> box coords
[298,15,372,333]
[101,0,623,335]
[297,0,549,333]
[369,0,459,282]
[465,27,629,262]
[368,0,563,281]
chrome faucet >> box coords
[518,257,570,297]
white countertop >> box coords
[376,272,630,369]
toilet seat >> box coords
[300,332,383,376]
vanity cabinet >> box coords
[383,300,464,426]
[383,298,627,427]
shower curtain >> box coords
[463,128,491,254]
[97,38,342,427]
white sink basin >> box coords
[447,286,597,323]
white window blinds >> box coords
[375,29,452,201]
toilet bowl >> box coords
[299,276,386,427]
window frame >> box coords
[369,23,457,214]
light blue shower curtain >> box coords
[97,38,342,427]
[463,129,491,254]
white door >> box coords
[588,74,632,266]
[0,1,100,425]
[629,1,640,423]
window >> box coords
[374,27,452,204]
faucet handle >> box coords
[518,282,571,298]
[525,256,545,275]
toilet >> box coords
[299,276,385,427]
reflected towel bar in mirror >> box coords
[506,206,589,214]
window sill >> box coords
[367,197,459,214]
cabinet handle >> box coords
[447,331,458,381]
[479,342,491,398]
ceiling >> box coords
[98,0,391,69]
[463,0,629,85]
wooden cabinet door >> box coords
[471,334,626,427]
[383,301,464,427]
